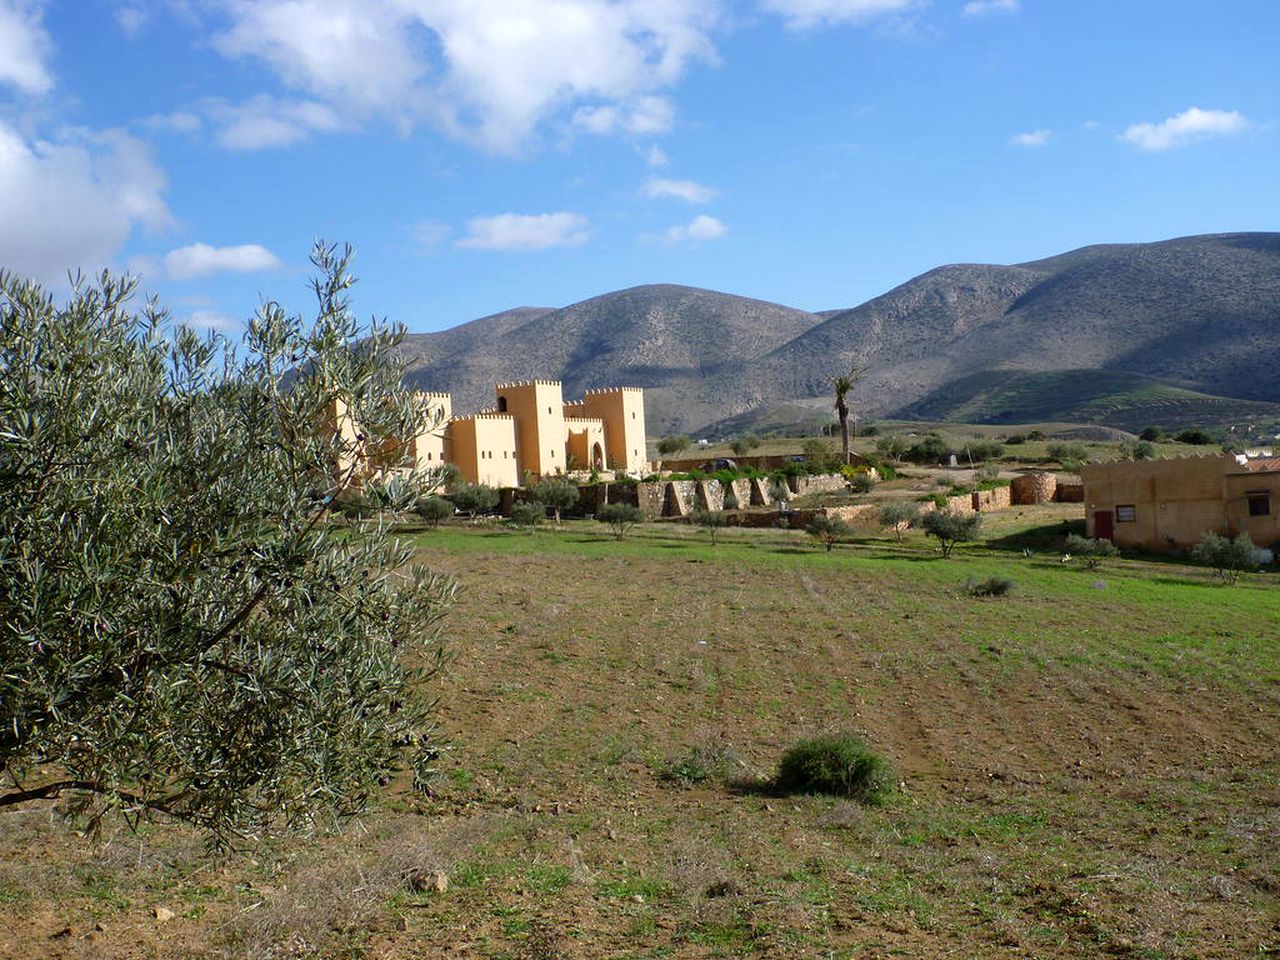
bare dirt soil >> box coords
[3,508,1278,959]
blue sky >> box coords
[1,1,1276,333]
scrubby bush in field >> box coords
[657,435,690,455]
[965,440,1004,462]
[597,502,644,540]
[1064,533,1119,569]
[415,495,454,528]
[448,482,499,517]
[774,734,893,803]
[974,462,1002,485]
[848,471,875,493]
[879,501,919,542]
[965,575,1016,597]
[659,733,742,786]
[532,476,579,523]
[922,509,983,558]
[0,244,454,842]
[509,501,544,530]
[805,515,853,552]
[692,509,727,545]
[1193,532,1264,583]
[1047,442,1088,463]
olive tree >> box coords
[532,476,580,524]
[921,509,983,558]
[0,244,455,844]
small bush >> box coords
[532,476,579,523]
[1119,440,1156,461]
[1064,533,1119,569]
[1005,434,1026,445]
[692,508,727,545]
[1175,428,1216,445]
[805,514,853,552]
[415,495,454,528]
[965,575,1015,597]
[879,501,919,542]
[921,509,983,558]
[1027,430,1046,441]
[659,734,742,786]
[974,462,1001,485]
[1192,531,1263,583]
[657,435,691,455]
[1139,426,1165,442]
[774,733,893,803]
[1047,442,1088,463]
[509,501,544,530]
[966,440,1005,462]
[448,483,500,517]
[847,470,875,494]
[597,502,644,540]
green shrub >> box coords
[730,439,750,456]
[1175,428,1215,445]
[1047,442,1088,463]
[415,495,454,528]
[691,509,727,545]
[1064,533,1119,569]
[1139,426,1165,442]
[848,471,875,494]
[805,514,853,552]
[878,501,919,542]
[509,501,544,530]
[965,575,1015,597]
[532,476,580,523]
[875,434,912,461]
[1005,434,1026,445]
[1192,531,1263,583]
[448,482,500,517]
[597,502,644,540]
[921,509,983,558]
[1119,440,1156,461]
[1027,430,1046,441]
[659,736,741,785]
[966,440,1004,462]
[906,433,951,464]
[774,733,893,803]
[657,435,690,455]
[974,462,1001,485]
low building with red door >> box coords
[1080,455,1280,552]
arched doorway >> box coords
[592,442,604,470]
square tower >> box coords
[569,388,648,475]
[444,414,519,488]
[406,392,452,470]
[495,380,567,479]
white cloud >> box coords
[643,177,717,203]
[0,0,53,94]
[205,95,345,150]
[761,0,915,29]
[572,96,675,137]
[410,220,452,253]
[1009,128,1051,148]
[183,309,243,332]
[1121,107,1251,151]
[210,1,722,153]
[158,243,282,280]
[644,143,669,167]
[663,214,726,243]
[146,110,204,134]
[115,3,149,36]
[457,212,590,251]
[962,0,1018,16]
[0,120,171,285]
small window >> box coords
[497,396,507,412]
[550,449,555,458]
[503,451,507,459]
[1116,504,1136,523]
[547,406,552,414]
[631,412,636,419]
[1248,493,1271,517]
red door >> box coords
[1094,510,1114,542]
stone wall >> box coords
[1011,472,1057,505]
[1054,483,1084,503]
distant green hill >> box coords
[895,369,1280,433]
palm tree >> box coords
[832,364,868,464]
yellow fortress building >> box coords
[332,381,648,488]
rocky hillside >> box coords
[395,233,1280,433]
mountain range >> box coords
[398,232,1280,435]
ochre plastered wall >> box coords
[495,380,566,479]
[565,387,648,475]
[1081,456,1280,551]
[446,414,519,488]
[565,417,607,471]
